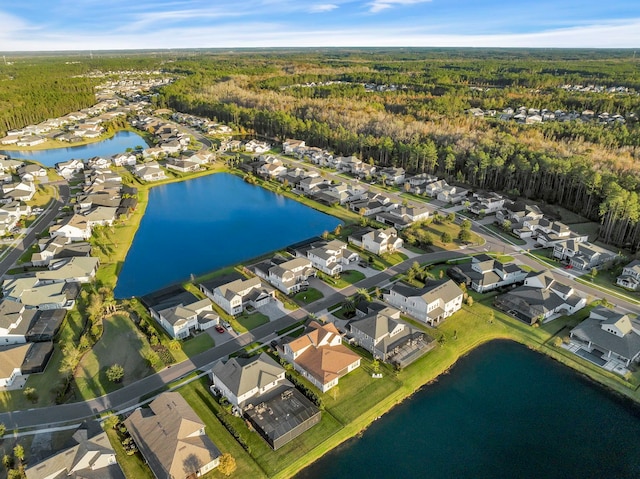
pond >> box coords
[0,130,148,167]
[297,341,640,479]
[114,173,341,298]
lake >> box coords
[297,341,640,479]
[114,173,341,298]
[0,131,148,167]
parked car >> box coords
[215,325,225,333]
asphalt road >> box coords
[1,154,637,431]
[0,181,69,278]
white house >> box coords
[151,298,219,340]
[616,259,640,291]
[254,257,316,295]
[307,240,358,276]
[384,280,464,326]
[349,227,403,255]
[202,276,275,316]
[210,353,287,411]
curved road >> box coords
[1,159,637,430]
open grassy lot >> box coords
[318,269,365,289]
[181,331,216,357]
[406,220,484,251]
[293,287,323,305]
[236,312,270,330]
[74,313,157,400]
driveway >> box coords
[308,276,341,297]
[206,326,237,345]
[257,300,288,321]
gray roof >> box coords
[571,307,640,361]
[125,392,221,479]
[25,425,124,479]
[212,353,284,400]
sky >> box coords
[1,0,640,51]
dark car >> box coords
[215,325,225,333]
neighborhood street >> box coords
[0,181,69,278]
[1,153,638,433]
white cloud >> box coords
[367,0,431,14]
[309,4,339,13]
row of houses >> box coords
[470,106,628,125]
[0,98,130,146]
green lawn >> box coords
[483,224,527,246]
[182,332,216,357]
[293,287,324,304]
[105,427,155,479]
[74,314,157,401]
[179,379,268,479]
[236,312,270,330]
[0,304,87,410]
[318,269,365,289]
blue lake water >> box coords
[114,173,341,298]
[297,341,640,479]
[0,131,148,167]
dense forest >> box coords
[4,49,640,251]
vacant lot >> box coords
[74,314,155,400]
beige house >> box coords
[125,392,222,479]
[281,321,361,392]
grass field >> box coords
[293,287,323,304]
[74,314,157,400]
[182,332,216,357]
[237,312,270,330]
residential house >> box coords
[350,306,431,366]
[468,192,505,215]
[111,152,137,167]
[254,257,316,295]
[0,343,32,388]
[553,240,616,270]
[424,179,448,197]
[133,162,167,182]
[2,277,79,310]
[437,185,468,204]
[35,256,100,285]
[25,422,124,479]
[50,215,92,241]
[18,163,48,179]
[384,280,464,326]
[307,240,358,276]
[405,173,437,194]
[283,139,306,155]
[496,201,543,224]
[349,192,393,216]
[202,276,275,316]
[616,259,640,290]
[376,205,430,229]
[55,159,85,179]
[84,206,118,227]
[2,181,36,202]
[0,300,37,345]
[569,306,640,368]
[210,353,288,411]
[125,392,222,479]
[297,176,327,194]
[244,140,271,153]
[377,167,405,185]
[348,227,403,255]
[281,321,361,392]
[494,271,586,324]
[447,253,528,293]
[151,297,219,339]
[165,157,200,173]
